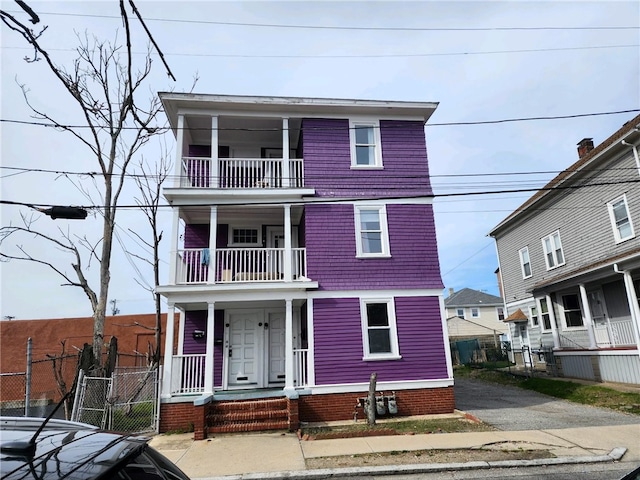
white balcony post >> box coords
[617,267,640,358]
[204,302,215,394]
[174,115,185,187]
[211,116,219,188]
[161,304,176,398]
[208,207,218,283]
[177,309,185,355]
[169,209,180,284]
[546,295,560,349]
[579,284,597,349]
[282,117,290,187]
[284,204,292,282]
[284,298,294,392]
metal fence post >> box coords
[25,337,32,417]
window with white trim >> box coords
[529,305,539,327]
[608,195,635,243]
[539,298,552,331]
[229,226,261,246]
[562,294,584,328]
[519,246,532,278]
[361,299,400,360]
[456,308,465,318]
[350,121,382,168]
[354,205,390,257]
[542,231,565,270]
[497,307,505,321]
[471,307,480,318]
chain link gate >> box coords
[71,367,159,433]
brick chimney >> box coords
[577,138,594,159]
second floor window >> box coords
[471,308,480,318]
[497,307,505,321]
[539,298,552,331]
[529,305,539,326]
[456,308,465,318]
[350,121,382,168]
[361,299,400,360]
[519,246,532,278]
[608,195,635,243]
[355,205,390,257]
[542,231,565,270]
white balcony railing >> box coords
[175,247,307,284]
[180,157,304,189]
[171,354,205,395]
[594,319,637,347]
[293,348,309,387]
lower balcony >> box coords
[174,247,307,284]
[558,318,637,349]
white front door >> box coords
[588,290,610,345]
[268,311,286,383]
[519,325,532,367]
[226,311,261,387]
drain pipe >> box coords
[613,264,640,359]
[621,130,640,176]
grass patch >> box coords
[301,417,494,439]
[455,365,640,415]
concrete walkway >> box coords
[149,421,640,480]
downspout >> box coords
[613,264,640,359]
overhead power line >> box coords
[4,9,639,32]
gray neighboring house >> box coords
[489,114,640,384]
[444,288,508,344]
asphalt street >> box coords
[454,377,640,431]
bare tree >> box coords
[0,4,170,371]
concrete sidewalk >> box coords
[149,422,640,480]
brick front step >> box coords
[207,397,290,434]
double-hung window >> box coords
[539,298,552,331]
[529,305,539,327]
[456,308,465,318]
[542,231,565,270]
[608,195,635,243]
[497,307,505,321]
[519,246,532,278]
[361,299,400,360]
[350,121,382,168]
[229,226,261,246]
[562,294,584,328]
[471,308,480,318]
[354,205,390,257]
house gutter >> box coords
[613,264,640,359]
[620,128,640,176]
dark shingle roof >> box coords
[445,288,503,307]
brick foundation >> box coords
[159,402,197,434]
[298,387,454,423]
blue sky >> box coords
[1,1,639,319]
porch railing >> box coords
[170,354,205,395]
[180,157,305,189]
[293,348,309,387]
[175,247,307,284]
[593,319,636,347]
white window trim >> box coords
[360,298,401,361]
[228,225,262,247]
[349,119,383,169]
[607,194,635,243]
[541,230,565,270]
[354,204,391,258]
[496,306,505,321]
[456,308,465,318]
[471,308,480,318]
[560,292,585,330]
[519,246,532,279]
[537,297,552,332]
[529,305,539,328]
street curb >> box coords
[194,447,627,480]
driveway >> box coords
[454,377,640,431]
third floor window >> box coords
[542,231,565,270]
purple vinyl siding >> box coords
[184,224,229,249]
[302,118,432,198]
[183,310,224,387]
[305,203,443,290]
[313,296,447,385]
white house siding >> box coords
[445,306,507,335]
[557,353,640,384]
[495,150,640,304]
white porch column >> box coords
[211,116,219,188]
[204,302,216,394]
[579,284,597,348]
[284,204,292,282]
[173,115,185,187]
[546,295,560,348]
[284,298,294,392]
[208,207,218,284]
[177,309,185,355]
[169,209,180,284]
[161,304,176,398]
[282,117,290,187]
[616,266,640,358]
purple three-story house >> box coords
[156,93,453,438]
